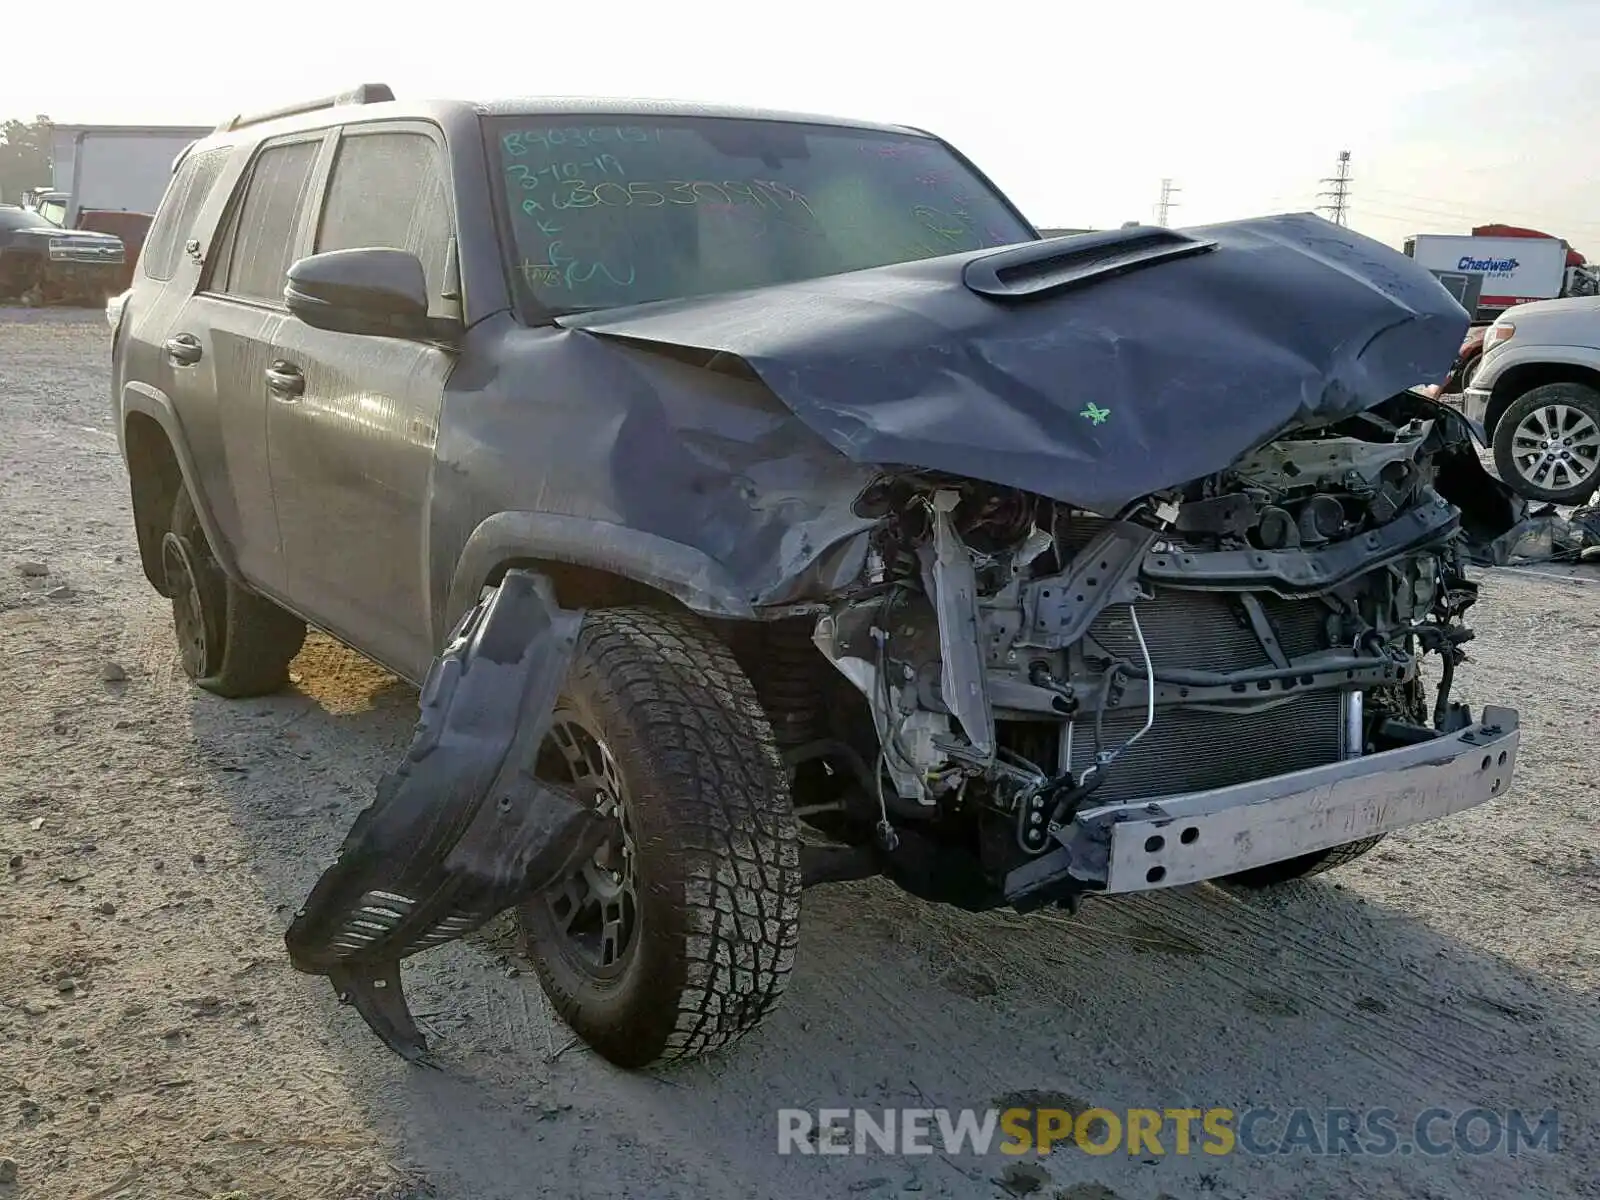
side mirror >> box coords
[285,247,454,341]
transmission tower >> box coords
[1155,178,1180,226]
[1318,151,1353,225]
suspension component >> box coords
[755,620,827,753]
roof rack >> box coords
[216,83,394,133]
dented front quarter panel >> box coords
[430,312,879,649]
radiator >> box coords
[1067,585,1346,804]
[1064,690,1346,804]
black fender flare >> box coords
[440,510,756,644]
[120,382,243,584]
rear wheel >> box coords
[165,487,306,698]
[1492,383,1600,504]
[1224,835,1385,887]
[517,607,801,1068]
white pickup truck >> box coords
[1463,297,1600,503]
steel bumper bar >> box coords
[1006,706,1519,901]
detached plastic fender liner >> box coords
[285,569,608,1063]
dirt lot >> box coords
[1,307,1597,1200]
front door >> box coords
[265,123,458,680]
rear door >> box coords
[265,121,458,679]
[154,134,329,595]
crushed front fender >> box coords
[285,569,608,1063]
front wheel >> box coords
[517,607,801,1068]
[1492,383,1600,504]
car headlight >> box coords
[1483,321,1515,352]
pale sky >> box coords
[7,0,1598,254]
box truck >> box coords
[1405,226,1598,321]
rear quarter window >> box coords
[141,148,231,282]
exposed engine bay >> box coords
[786,391,1512,910]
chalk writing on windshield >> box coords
[505,158,626,188]
[515,178,813,216]
[495,118,1028,304]
[508,175,818,291]
[502,126,663,155]
[517,242,637,290]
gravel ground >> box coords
[1,307,1597,1200]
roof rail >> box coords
[216,83,395,133]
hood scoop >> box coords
[961,225,1218,302]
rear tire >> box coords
[1491,383,1600,504]
[166,488,306,698]
[517,607,801,1068]
[1224,835,1385,887]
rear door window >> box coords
[315,128,453,312]
[210,138,321,304]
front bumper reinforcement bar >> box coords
[1005,705,1519,902]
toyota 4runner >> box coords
[111,84,1523,1068]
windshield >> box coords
[0,206,54,233]
[488,114,1035,316]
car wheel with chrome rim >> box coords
[1492,382,1600,504]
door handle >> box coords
[165,333,202,366]
[265,361,305,401]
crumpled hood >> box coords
[559,213,1469,515]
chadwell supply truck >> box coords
[1403,232,1580,320]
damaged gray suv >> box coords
[112,85,1524,1069]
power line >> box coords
[1155,178,1179,226]
[1318,150,1353,226]
[1360,187,1600,237]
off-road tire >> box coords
[1491,382,1600,504]
[168,488,306,698]
[517,607,801,1069]
[1224,835,1385,888]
